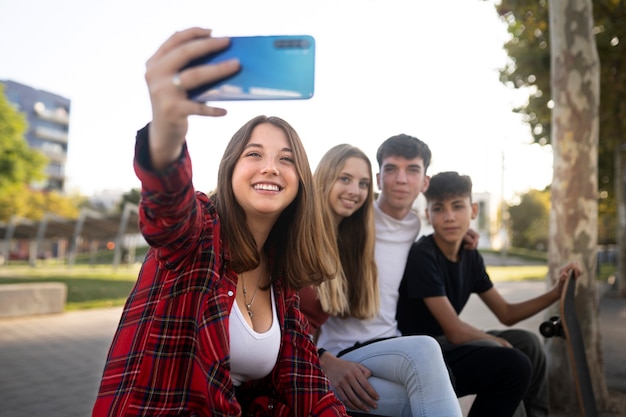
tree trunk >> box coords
[547,0,610,414]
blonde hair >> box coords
[314,144,379,318]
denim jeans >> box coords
[338,336,462,417]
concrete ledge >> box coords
[0,282,67,318]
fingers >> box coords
[559,261,582,280]
[150,27,214,69]
[462,229,480,250]
[177,100,228,117]
[335,385,362,411]
[145,29,236,100]
[325,360,379,412]
[179,58,240,93]
[336,377,379,412]
[144,28,242,147]
[347,372,379,410]
[142,28,240,169]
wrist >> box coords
[317,348,331,369]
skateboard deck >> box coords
[556,272,598,417]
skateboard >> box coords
[539,271,598,417]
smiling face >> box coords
[231,123,299,224]
[327,156,371,225]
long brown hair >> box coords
[211,115,338,289]
[314,144,379,318]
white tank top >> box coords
[229,286,281,386]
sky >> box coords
[0,0,554,202]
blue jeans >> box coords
[338,336,462,417]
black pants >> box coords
[441,341,532,417]
[487,329,548,417]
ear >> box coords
[425,207,431,224]
[421,175,430,193]
[376,172,381,190]
[471,201,479,220]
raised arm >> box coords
[135,28,241,254]
[144,27,240,170]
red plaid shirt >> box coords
[93,126,347,417]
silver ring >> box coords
[172,73,183,91]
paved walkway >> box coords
[0,282,624,417]
[0,308,122,417]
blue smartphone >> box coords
[186,35,315,101]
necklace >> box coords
[241,271,261,318]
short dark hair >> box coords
[424,171,472,202]
[376,134,432,171]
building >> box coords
[1,80,70,192]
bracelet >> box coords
[317,348,327,358]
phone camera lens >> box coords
[274,38,310,49]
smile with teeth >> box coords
[340,197,357,207]
[253,183,281,191]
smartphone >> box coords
[185,35,315,101]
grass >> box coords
[0,253,616,311]
[0,265,140,310]
[482,249,617,282]
[483,247,548,262]
[487,265,548,282]
[488,263,617,283]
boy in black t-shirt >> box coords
[397,171,581,417]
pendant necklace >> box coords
[241,271,261,318]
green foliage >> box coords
[482,246,548,261]
[495,0,626,244]
[0,266,137,310]
[508,188,551,250]
[486,265,548,281]
[496,0,551,145]
[0,85,87,222]
[117,188,141,214]
[0,184,85,221]
[6,257,613,311]
[1,263,548,311]
[598,192,617,244]
[0,85,47,193]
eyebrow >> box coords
[431,197,466,205]
[245,143,293,153]
[382,162,422,170]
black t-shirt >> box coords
[397,234,493,337]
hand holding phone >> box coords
[185,35,316,101]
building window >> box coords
[47,162,64,177]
